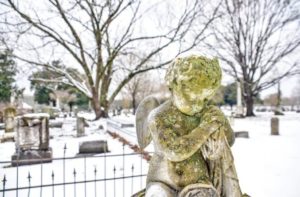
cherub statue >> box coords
[135,55,246,197]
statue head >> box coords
[165,55,222,115]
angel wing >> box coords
[135,96,160,149]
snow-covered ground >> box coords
[231,112,300,197]
[1,111,300,197]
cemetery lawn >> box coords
[0,111,300,197]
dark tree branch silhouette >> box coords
[207,0,300,116]
[1,0,220,119]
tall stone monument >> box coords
[235,81,244,118]
[11,113,52,166]
[134,56,247,197]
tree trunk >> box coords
[245,95,255,116]
[91,96,102,120]
[132,96,136,115]
[101,100,109,118]
[90,88,104,120]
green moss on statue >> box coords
[135,55,245,197]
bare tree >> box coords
[206,0,300,116]
[1,0,220,119]
[122,73,154,114]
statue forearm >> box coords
[156,123,220,162]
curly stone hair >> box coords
[165,55,222,98]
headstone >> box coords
[271,117,279,135]
[235,81,244,118]
[274,109,284,115]
[4,107,16,133]
[11,113,52,166]
[234,131,249,138]
[77,117,85,137]
[79,140,108,154]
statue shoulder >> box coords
[148,99,173,127]
[203,105,235,146]
[203,105,226,121]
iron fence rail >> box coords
[0,144,150,197]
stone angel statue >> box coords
[134,55,248,197]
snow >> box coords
[231,112,300,197]
[0,111,300,197]
[22,113,49,118]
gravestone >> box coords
[79,140,108,154]
[11,113,52,166]
[235,131,249,138]
[4,107,16,133]
[271,117,279,135]
[77,116,85,137]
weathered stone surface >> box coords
[15,113,50,150]
[235,131,249,138]
[12,113,52,166]
[77,117,85,137]
[135,55,244,197]
[11,148,52,166]
[271,117,279,135]
[179,184,219,197]
[79,140,108,154]
[4,107,16,133]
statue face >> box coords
[172,80,215,115]
[166,55,222,115]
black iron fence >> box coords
[0,144,150,197]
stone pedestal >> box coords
[4,107,16,133]
[271,117,279,135]
[11,113,52,166]
[11,148,53,166]
[76,117,85,137]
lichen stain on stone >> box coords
[4,107,16,116]
[136,55,244,197]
